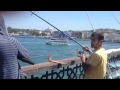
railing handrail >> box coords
[22,57,81,75]
[22,48,120,76]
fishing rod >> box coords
[30,11,85,53]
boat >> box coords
[112,39,120,43]
[46,38,68,45]
[46,31,70,45]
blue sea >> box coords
[15,37,120,66]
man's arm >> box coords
[17,45,35,65]
[83,46,92,55]
[82,62,93,72]
[80,53,101,72]
[11,37,35,65]
[80,54,93,72]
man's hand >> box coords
[83,46,91,52]
[48,55,66,64]
[76,49,83,57]
[80,54,86,63]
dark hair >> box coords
[91,32,104,41]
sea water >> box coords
[16,37,120,67]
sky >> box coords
[1,11,120,31]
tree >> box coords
[40,32,47,36]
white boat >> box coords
[112,39,120,43]
[46,38,68,45]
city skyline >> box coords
[2,11,120,31]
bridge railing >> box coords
[21,48,120,79]
[106,48,120,79]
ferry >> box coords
[46,38,68,45]
[112,39,120,43]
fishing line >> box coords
[86,11,95,32]
[109,11,120,25]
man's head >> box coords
[90,32,104,49]
[0,14,8,36]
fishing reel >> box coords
[76,49,84,57]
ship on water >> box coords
[46,38,68,45]
[46,31,70,45]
